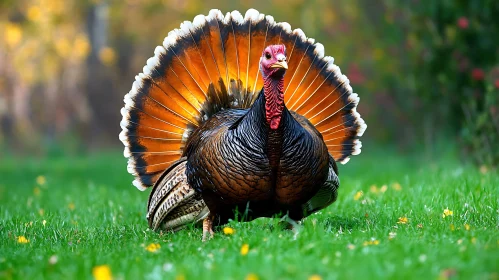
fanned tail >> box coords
[120,8,366,190]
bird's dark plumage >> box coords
[119,9,366,238]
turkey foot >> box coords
[279,215,302,239]
[202,214,215,242]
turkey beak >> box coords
[271,55,288,69]
[270,60,288,70]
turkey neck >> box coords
[263,76,285,178]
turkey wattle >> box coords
[119,9,366,240]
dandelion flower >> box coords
[450,224,455,231]
[17,236,29,244]
[240,244,249,256]
[442,208,453,218]
[246,273,259,280]
[397,217,408,224]
[353,191,363,201]
[36,175,46,186]
[464,224,470,231]
[369,185,378,193]
[392,182,402,191]
[223,227,235,235]
[92,265,112,280]
[380,185,388,193]
[145,243,161,253]
[308,274,322,280]
[363,239,380,246]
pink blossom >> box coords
[495,79,499,89]
[457,17,469,29]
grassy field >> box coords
[0,149,498,280]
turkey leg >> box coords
[202,213,215,242]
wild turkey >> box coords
[120,9,366,240]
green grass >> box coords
[0,150,498,280]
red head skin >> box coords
[260,45,288,130]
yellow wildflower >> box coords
[38,208,45,216]
[369,185,378,193]
[397,217,408,224]
[240,244,249,256]
[33,187,41,196]
[379,185,388,193]
[246,273,259,280]
[363,239,380,246]
[471,237,476,244]
[17,236,29,244]
[450,224,455,231]
[175,274,185,280]
[308,275,322,280]
[392,182,402,191]
[36,175,46,186]
[68,203,75,211]
[347,244,356,250]
[92,265,112,280]
[145,243,161,253]
[442,208,453,218]
[464,224,470,231]
[223,227,235,235]
[353,191,363,201]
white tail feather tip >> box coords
[193,14,206,28]
[357,121,367,137]
[278,22,292,33]
[340,157,351,164]
[133,179,147,191]
[314,43,325,58]
[231,10,244,24]
[245,9,260,22]
[293,29,306,40]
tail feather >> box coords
[120,8,366,190]
[147,158,209,231]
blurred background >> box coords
[0,0,498,168]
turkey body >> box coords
[120,9,367,236]
[185,90,330,223]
